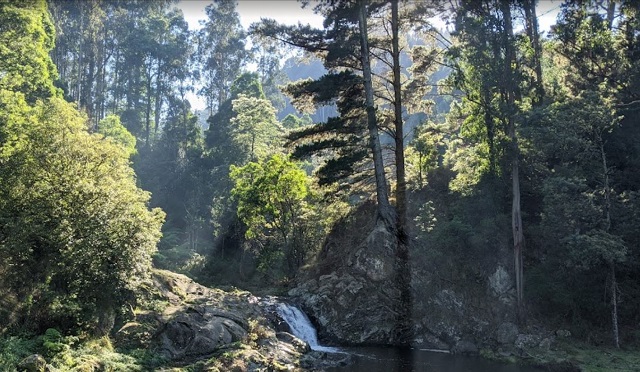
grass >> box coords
[556,340,640,372]
[495,339,640,372]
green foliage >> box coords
[0,97,165,333]
[231,94,284,162]
[0,0,59,102]
[230,154,317,275]
[0,334,39,370]
[197,0,249,113]
[281,113,312,130]
[98,114,137,157]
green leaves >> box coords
[97,115,137,157]
[230,154,314,274]
[0,0,59,103]
[230,94,283,162]
[230,154,309,240]
[0,97,164,332]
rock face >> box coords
[290,223,403,345]
[287,199,560,354]
[290,221,518,350]
[156,307,247,359]
[113,270,344,370]
[17,354,47,372]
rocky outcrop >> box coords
[287,197,561,357]
[113,270,344,370]
[17,354,48,372]
[156,307,247,359]
[290,223,403,345]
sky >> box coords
[178,0,324,31]
[178,0,562,33]
[176,0,563,111]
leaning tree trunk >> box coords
[358,1,394,229]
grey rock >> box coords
[157,312,247,360]
[496,322,519,345]
[538,337,553,351]
[300,350,353,370]
[452,340,479,355]
[17,354,47,372]
[515,334,542,350]
[291,225,401,345]
[488,266,515,305]
[276,331,310,353]
[556,329,571,338]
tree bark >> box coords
[523,0,544,106]
[391,0,407,237]
[500,0,525,322]
[599,133,620,348]
[391,0,412,345]
[358,1,394,228]
[611,263,620,348]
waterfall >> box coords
[275,302,340,353]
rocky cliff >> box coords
[288,200,557,356]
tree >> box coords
[535,93,626,348]
[0,1,164,334]
[448,0,528,321]
[230,94,284,162]
[358,0,394,228]
[230,154,315,275]
[0,0,59,103]
[197,0,249,115]
[97,114,137,157]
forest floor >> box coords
[482,338,640,372]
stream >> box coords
[275,302,546,372]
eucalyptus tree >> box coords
[539,0,640,348]
[447,0,538,321]
[197,0,249,116]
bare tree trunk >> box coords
[358,1,394,228]
[391,0,407,237]
[391,0,412,344]
[145,61,153,147]
[154,68,163,137]
[599,135,620,348]
[523,0,544,106]
[500,0,525,322]
[611,263,620,348]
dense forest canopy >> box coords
[1,0,640,369]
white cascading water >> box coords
[276,302,340,353]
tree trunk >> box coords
[391,0,412,344]
[391,0,407,237]
[523,0,544,106]
[611,263,620,348]
[145,61,153,147]
[358,1,394,228]
[599,134,620,348]
[500,0,525,322]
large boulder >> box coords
[156,307,248,360]
[496,322,519,345]
[17,354,47,372]
[290,223,403,345]
[291,219,519,351]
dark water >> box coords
[326,347,545,372]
